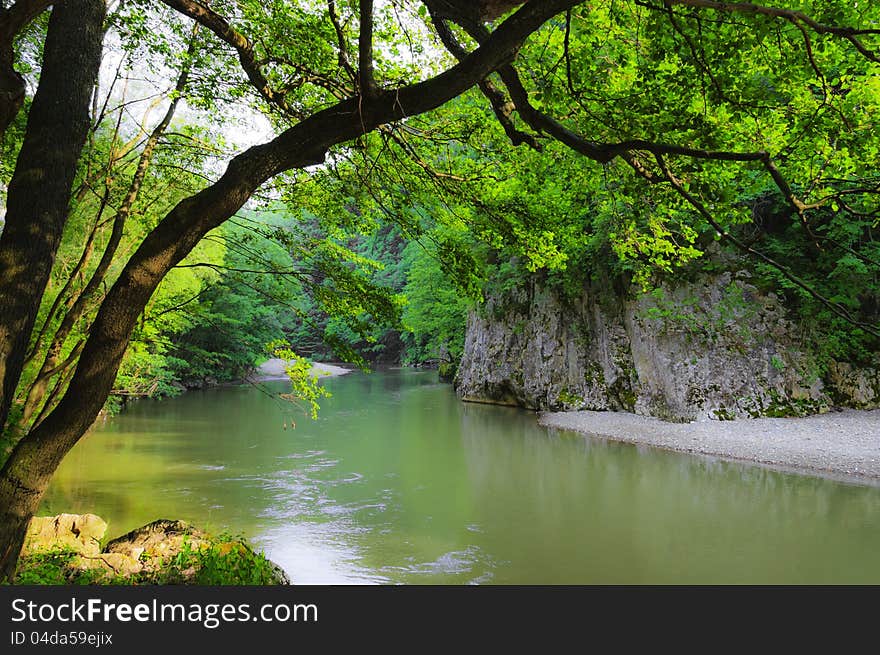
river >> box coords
[42,369,880,584]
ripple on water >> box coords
[254,521,385,585]
[387,545,492,578]
[303,458,340,473]
[468,571,495,585]
[277,450,327,460]
[323,472,365,487]
[320,501,387,518]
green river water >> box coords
[42,368,880,584]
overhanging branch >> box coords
[434,7,878,337]
[651,0,880,63]
[651,152,880,338]
[26,0,586,446]
[159,0,299,116]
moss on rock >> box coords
[15,515,288,585]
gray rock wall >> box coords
[454,272,879,421]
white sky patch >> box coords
[93,20,276,178]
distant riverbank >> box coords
[539,409,880,485]
[250,358,353,381]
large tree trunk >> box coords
[0,0,105,435]
[0,0,576,582]
[0,422,72,578]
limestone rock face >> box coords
[23,513,107,556]
[455,272,879,421]
[827,361,880,408]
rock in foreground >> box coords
[17,515,289,585]
[23,513,107,557]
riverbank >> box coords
[16,515,288,585]
[539,408,880,484]
[251,358,352,381]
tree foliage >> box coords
[0,0,878,582]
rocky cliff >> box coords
[454,271,879,421]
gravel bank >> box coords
[539,409,880,484]
[253,358,352,381]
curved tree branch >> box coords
[0,0,52,41]
[649,0,880,63]
[651,152,880,338]
[435,7,878,337]
[429,11,540,149]
[21,0,584,457]
[158,0,299,116]
[327,0,357,83]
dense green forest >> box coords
[0,0,878,581]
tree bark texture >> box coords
[0,0,105,436]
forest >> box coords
[0,0,878,583]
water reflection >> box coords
[43,369,880,584]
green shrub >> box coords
[12,550,109,585]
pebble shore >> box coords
[254,358,352,380]
[539,408,880,485]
